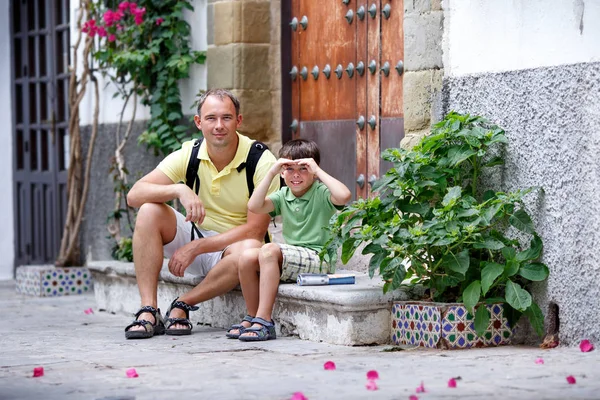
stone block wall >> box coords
[206,0,282,148]
[400,0,444,149]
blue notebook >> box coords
[297,273,356,286]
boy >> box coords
[228,139,352,341]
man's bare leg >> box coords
[167,239,263,328]
[128,203,177,332]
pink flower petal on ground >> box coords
[580,339,595,352]
[415,381,426,393]
[535,358,544,364]
[32,367,44,377]
[125,368,138,378]
[366,370,379,380]
[323,361,336,370]
[448,378,457,388]
[365,380,378,391]
[84,308,94,314]
[409,396,419,400]
[290,392,308,400]
[566,375,576,384]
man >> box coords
[124,89,279,339]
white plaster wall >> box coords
[73,0,208,125]
[444,0,600,77]
[0,1,15,279]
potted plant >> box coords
[322,112,549,349]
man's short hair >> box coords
[197,89,241,116]
[279,139,321,165]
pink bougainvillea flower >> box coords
[290,392,307,400]
[84,307,94,314]
[580,340,595,353]
[323,361,336,371]
[448,378,457,388]
[81,19,97,36]
[566,375,576,384]
[32,367,44,377]
[156,17,164,26]
[125,368,138,378]
[96,27,107,38]
[415,381,426,393]
[118,1,130,13]
[366,370,379,380]
[108,34,116,42]
[535,358,544,364]
[103,10,116,27]
[129,2,138,13]
[409,396,418,400]
[365,380,378,391]
[134,14,144,25]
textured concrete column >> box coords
[206,0,281,147]
[401,0,445,149]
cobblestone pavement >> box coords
[0,280,598,400]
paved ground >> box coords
[0,281,598,400]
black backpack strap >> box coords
[185,138,204,240]
[237,141,271,243]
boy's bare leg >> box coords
[128,203,177,332]
[233,247,261,334]
[244,243,283,337]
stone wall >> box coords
[206,0,282,149]
[400,0,444,149]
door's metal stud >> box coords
[290,119,298,133]
[380,61,390,77]
[395,60,404,76]
[290,17,298,31]
[322,64,332,79]
[368,60,377,74]
[345,62,355,78]
[368,174,377,187]
[357,6,365,20]
[356,61,365,76]
[356,115,365,130]
[342,0,350,4]
[300,66,308,81]
[335,64,344,79]
[311,65,319,80]
[290,66,298,81]
[357,174,365,188]
[368,115,377,129]
[300,16,308,30]
[345,9,354,24]
[382,4,391,19]
[368,4,377,18]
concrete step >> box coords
[88,260,422,345]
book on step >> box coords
[296,273,356,286]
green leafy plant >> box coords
[323,112,548,337]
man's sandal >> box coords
[238,317,277,342]
[124,306,165,339]
[225,315,255,339]
[165,298,199,336]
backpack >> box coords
[184,137,271,243]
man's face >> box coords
[194,95,242,149]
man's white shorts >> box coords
[163,207,225,278]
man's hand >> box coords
[168,241,199,277]
[178,184,206,224]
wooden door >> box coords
[11,0,70,267]
[284,0,404,199]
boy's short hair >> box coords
[279,139,320,165]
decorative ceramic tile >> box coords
[391,303,441,348]
[441,304,512,349]
[16,266,93,297]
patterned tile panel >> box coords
[391,303,441,348]
[441,304,512,349]
[16,266,93,297]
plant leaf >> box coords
[368,251,386,279]
[463,280,481,313]
[523,302,545,338]
[473,238,505,250]
[519,263,550,281]
[341,238,358,264]
[504,260,520,277]
[505,280,532,312]
[474,305,490,337]
[481,262,504,295]
[509,209,535,234]
[442,186,462,207]
[516,235,542,262]
[442,249,470,275]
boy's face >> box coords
[281,162,316,197]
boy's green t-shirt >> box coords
[268,181,338,252]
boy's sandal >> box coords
[225,315,255,339]
[165,298,199,336]
[124,306,165,339]
[238,317,277,342]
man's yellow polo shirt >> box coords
[157,133,279,234]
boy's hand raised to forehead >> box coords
[295,158,321,175]
[269,158,296,175]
